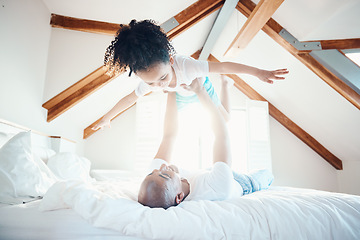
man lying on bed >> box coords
[138,76,274,209]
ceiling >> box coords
[43,0,360,41]
[42,0,198,26]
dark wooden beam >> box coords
[208,54,342,170]
[50,14,121,36]
[311,38,360,50]
[167,0,224,39]
[50,0,224,37]
[42,67,118,122]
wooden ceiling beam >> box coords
[316,38,360,50]
[208,54,342,170]
[42,67,119,122]
[50,0,224,37]
[236,0,360,111]
[167,0,224,39]
[50,14,122,36]
[44,0,224,123]
[224,0,284,57]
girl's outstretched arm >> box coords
[208,61,288,84]
[92,91,139,130]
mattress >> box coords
[38,180,360,240]
[1,169,360,240]
[1,120,359,240]
[0,200,146,240]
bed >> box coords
[0,119,360,240]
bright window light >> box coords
[345,52,360,67]
[228,109,248,172]
[135,96,271,175]
[172,103,248,172]
[172,103,208,171]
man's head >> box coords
[138,164,188,209]
[104,19,175,77]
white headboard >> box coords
[0,119,76,154]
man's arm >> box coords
[154,92,178,164]
[208,61,288,84]
[181,79,231,166]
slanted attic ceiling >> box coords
[41,0,360,168]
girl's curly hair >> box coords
[104,19,176,76]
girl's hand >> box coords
[92,118,111,131]
[257,68,289,84]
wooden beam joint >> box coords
[224,0,284,57]
[236,0,360,111]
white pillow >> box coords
[47,152,95,183]
[32,146,56,164]
[0,131,56,204]
[0,132,15,148]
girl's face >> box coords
[136,56,174,90]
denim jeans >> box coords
[233,169,274,195]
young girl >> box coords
[93,19,288,130]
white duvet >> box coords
[40,180,360,240]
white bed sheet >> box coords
[0,200,147,240]
[38,179,360,240]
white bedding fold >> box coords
[39,181,360,240]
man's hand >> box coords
[256,68,289,84]
[180,78,205,93]
[168,165,179,173]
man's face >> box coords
[145,164,182,191]
[136,57,174,90]
[138,164,182,207]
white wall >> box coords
[337,161,360,195]
[83,106,137,170]
[269,117,339,192]
[0,0,86,153]
[0,0,51,131]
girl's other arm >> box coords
[92,91,139,130]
